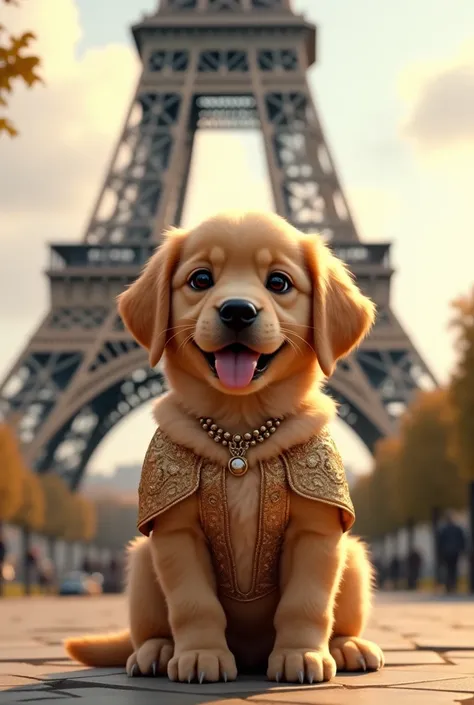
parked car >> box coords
[59,571,104,596]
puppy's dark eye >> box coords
[187,268,214,291]
[266,272,293,294]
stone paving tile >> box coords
[0,675,44,690]
[332,668,467,688]
[252,690,473,704]
[2,593,474,703]
[1,692,68,704]
[46,673,342,695]
[361,632,415,649]
[383,650,446,666]
[415,636,474,650]
[0,646,70,662]
[0,642,43,650]
[395,676,474,693]
[3,696,250,705]
[443,659,474,672]
[1,662,92,681]
[385,664,468,675]
[2,695,66,703]
[43,667,124,680]
[3,687,465,705]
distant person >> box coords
[26,546,39,588]
[437,514,467,593]
[389,556,400,590]
[378,559,387,589]
[406,548,422,591]
[38,558,55,593]
[0,529,6,596]
[105,557,123,594]
[372,557,386,589]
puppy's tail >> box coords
[64,629,133,667]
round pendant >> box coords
[228,456,248,476]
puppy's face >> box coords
[169,214,313,393]
[118,212,375,396]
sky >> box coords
[1,0,474,478]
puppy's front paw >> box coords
[330,636,384,672]
[136,638,174,676]
[167,648,237,683]
[267,647,336,684]
[126,651,140,677]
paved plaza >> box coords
[1,592,474,704]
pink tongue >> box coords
[214,348,260,389]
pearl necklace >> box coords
[198,416,284,476]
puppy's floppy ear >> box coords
[303,236,376,377]
[117,228,186,368]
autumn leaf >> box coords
[0,423,24,521]
[398,389,466,523]
[12,468,45,532]
[449,288,474,481]
[0,116,17,135]
[0,0,43,138]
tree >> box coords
[0,0,42,137]
[11,467,45,595]
[12,467,45,532]
[78,495,97,543]
[93,496,138,552]
[351,474,375,539]
[0,423,24,523]
[64,494,97,544]
[449,290,474,480]
[449,288,474,589]
[40,474,70,546]
[370,436,404,538]
[398,389,466,525]
[348,438,403,542]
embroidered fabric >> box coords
[137,426,355,602]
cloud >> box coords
[0,0,139,221]
[0,0,273,330]
[347,186,400,243]
[0,0,402,354]
[0,0,143,379]
[399,40,474,155]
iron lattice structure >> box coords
[0,0,435,488]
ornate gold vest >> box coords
[137,427,355,603]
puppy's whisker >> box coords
[161,322,198,337]
[177,333,195,353]
[282,334,300,357]
[166,327,195,345]
[281,328,313,352]
[164,323,197,334]
[166,318,198,328]
[281,330,307,356]
[283,322,313,329]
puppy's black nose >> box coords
[218,299,259,332]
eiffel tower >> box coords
[0,0,435,489]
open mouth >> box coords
[196,342,285,389]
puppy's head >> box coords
[118,212,375,395]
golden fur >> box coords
[65,211,384,683]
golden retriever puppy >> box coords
[65,211,384,684]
